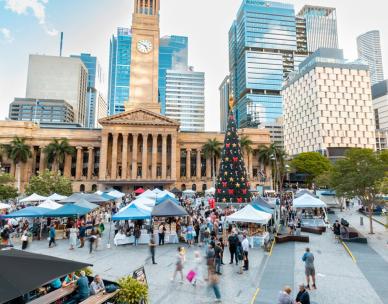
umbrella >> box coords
[47,193,68,201]
[152,199,188,217]
[19,193,47,203]
[112,203,151,221]
[0,203,11,210]
[0,249,92,303]
[38,200,62,210]
[134,188,145,194]
[74,199,99,211]
[44,204,91,217]
[3,207,51,218]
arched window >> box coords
[202,184,207,191]
[92,184,97,192]
[80,184,85,192]
[192,184,197,191]
[181,184,186,191]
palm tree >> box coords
[240,135,253,176]
[203,138,222,186]
[258,143,286,191]
[44,138,75,172]
[5,137,32,191]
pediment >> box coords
[99,108,180,127]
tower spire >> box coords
[134,0,159,16]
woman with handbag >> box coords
[171,246,185,283]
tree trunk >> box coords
[212,152,215,187]
[16,162,21,192]
[369,204,374,234]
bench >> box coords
[80,290,119,304]
[275,234,309,243]
[301,226,326,234]
[28,285,76,304]
[341,227,367,244]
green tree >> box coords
[4,137,32,191]
[290,152,332,185]
[25,169,72,196]
[44,138,75,172]
[0,173,18,200]
[330,148,387,234]
[203,138,222,186]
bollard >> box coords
[360,216,364,226]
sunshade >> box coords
[74,199,99,210]
[0,249,91,303]
[60,193,108,204]
[252,203,273,214]
[47,193,68,201]
[226,205,272,224]
[112,203,151,221]
[0,203,11,210]
[156,195,179,205]
[44,204,90,217]
[134,188,145,194]
[293,193,327,209]
[19,193,47,203]
[4,207,51,218]
[38,200,62,210]
[151,199,188,217]
[252,196,275,209]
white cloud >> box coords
[4,0,58,36]
[0,27,13,43]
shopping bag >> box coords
[186,270,197,282]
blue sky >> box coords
[0,0,387,131]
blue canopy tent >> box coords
[3,207,51,218]
[155,195,179,206]
[74,199,99,211]
[100,193,117,201]
[252,203,273,214]
[112,203,151,221]
[44,204,90,217]
[321,190,336,196]
[252,196,274,209]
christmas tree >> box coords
[215,107,251,203]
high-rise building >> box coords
[26,55,88,126]
[229,0,308,128]
[165,69,205,132]
[8,98,74,123]
[259,117,284,149]
[219,75,230,133]
[71,53,107,128]
[357,30,385,85]
[159,35,188,113]
[283,48,376,158]
[297,5,339,53]
[108,27,132,115]
[372,79,388,130]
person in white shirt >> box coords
[241,232,249,271]
[89,275,105,295]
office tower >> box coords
[219,76,230,133]
[283,48,375,159]
[108,27,132,115]
[8,98,74,123]
[297,6,339,53]
[71,53,108,128]
[165,68,205,132]
[26,55,88,126]
[259,117,284,149]
[357,30,385,85]
[372,80,388,150]
[159,35,188,113]
[229,0,308,128]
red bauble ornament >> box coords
[242,189,247,195]
[233,157,238,162]
[246,182,250,187]
[222,182,227,188]
[226,143,230,148]
[237,197,243,203]
[228,189,234,195]
[217,189,221,194]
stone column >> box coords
[39,146,46,173]
[64,153,72,178]
[87,147,94,180]
[121,134,128,180]
[171,135,177,180]
[216,157,221,176]
[132,133,138,179]
[151,134,158,179]
[206,157,211,178]
[196,149,201,179]
[99,133,109,180]
[75,146,83,180]
[142,133,148,179]
[248,151,253,178]
[111,133,119,180]
[186,148,191,179]
[161,134,167,179]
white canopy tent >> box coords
[95,191,103,195]
[205,187,215,195]
[152,188,163,195]
[159,190,176,198]
[225,205,272,224]
[47,193,68,201]
[132,196,155,212]
[19,193,47,203]
[293,193,327,209]
[0,202,11,210]
[183,189,195,194]
[107,190,125,199]
[139,189,157,199]
[38,200,62,210]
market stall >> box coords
[225,204,272,247]
[0,202,11,210]
[38,200,62,210]
[60,193,109,205]
[292,193,328,228]
[19,193,47,204]
[47,193,68,201]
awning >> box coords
[38,200,62,210]
[19,193,47,203]
[226,205,272,224]
[107,190,125,198]
[112,203,151,221]
[3,207,51,218]
[47,193,68,201]
[252,196,275,209]
[252,203,273,214]
[295,189,318,198]
[152,199,188,217]
[44,204,91,217]
[0,249,92,303]
[293,193,327,208]
[74,199,99,211]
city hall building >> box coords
[0,0,271,193]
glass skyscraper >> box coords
[357,30,385,85]
[108,28,132,115]
[219,75,230,133]
[159,35,188,113]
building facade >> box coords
[283,48,376,158]
[108,28,132,115]
[165,69,205,132]
[219,75,230,133]
[8,98,74,123]
[372,80,388,130]
[357,30,385,85]
[259,116,284,149]
[297,5,339,53]
[71,53,108,128]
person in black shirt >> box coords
[228,232,238,265]
[332,220,341,242]
[296,284,310,304]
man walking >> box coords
[302,248,316,289]
[158,223,165,246]
[228,232,238,265]
[48,224,56,248]
[214,241,222,274]
[241,233,249,271]
[149,235,157,264]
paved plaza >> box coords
[18,207,388,304]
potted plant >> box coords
[115,276,148,304]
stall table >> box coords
[248,232,269,248]
[301,218,326,229]
[28,285,76,304]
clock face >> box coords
[137,39,153,54]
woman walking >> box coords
[186,222,194,247]
[69,224,78,250]
[171,246,185,283]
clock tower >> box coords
[125,0,161,113]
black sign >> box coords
[132,266,148,286]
